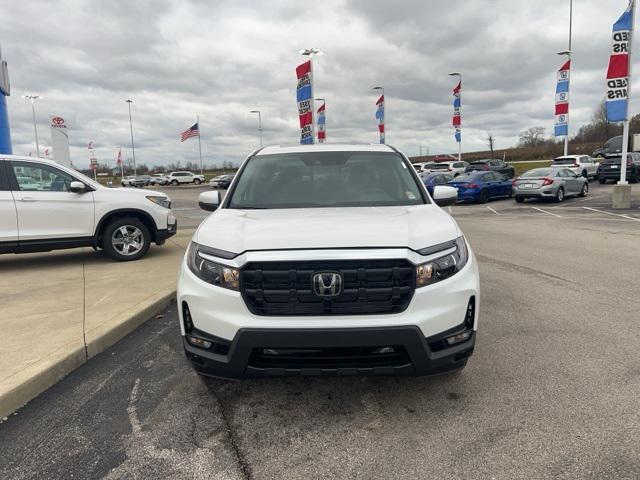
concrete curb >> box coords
[0,291,176,420]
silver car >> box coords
[513,167,588,203]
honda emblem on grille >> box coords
[312,272,343,297]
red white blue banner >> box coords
[296,60,314,144]
[375,95,385,144]
[317,101,326,143]
[606,1,634,122]
[452,82,461,143]
[555,60,570,136]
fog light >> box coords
[187,336,212,349]
[374,347,395,354]
[445,331,472,345]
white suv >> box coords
[1,156,177,261]
[551,155,599,179]
[177,144,479,379]
[167,171,205,186]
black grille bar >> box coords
[240,259,415,316]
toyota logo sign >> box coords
[52,117,65,125]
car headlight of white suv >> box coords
[415,236,469,288]
[187,243,240,290]
[146,195,171,209]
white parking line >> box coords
[531,207,562,218]
[582,207,640,222]
[486,206,501,215]
[448,206,453,214]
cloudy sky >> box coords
[0,0,636,168]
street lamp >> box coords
[249,110,263,147]
[449,73,462,162]
[22,94,41,157]
[298,47,323,58]
[125,99,137,176]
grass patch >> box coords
[509,160,552,176]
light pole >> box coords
[299,48,323,144]
[125,99,137,176]
[22,94,41,157]
[373,86,385,143]
[249,110,263,147]
[449,72,462,162]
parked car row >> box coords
[121,171,206,187]
[421,167,589,204]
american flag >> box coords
[180,123,200,142]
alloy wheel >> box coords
[111,225,144,256]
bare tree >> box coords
[486,133,495,158]
[518,127,547,147]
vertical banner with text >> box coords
[555,60,571,136]
[452,82,462,143]
[375,95,385,144]
[317,101,326,143]
[606,0,635,122]
[296,60,314,144]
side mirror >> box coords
[432,185,458,207]
[69,181,87,193]
[198,190,221,212]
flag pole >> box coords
[564,0,573,157]
[197,115,203,175]
[619,0,635,186]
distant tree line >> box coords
[517,100,640,149]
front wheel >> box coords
[554,187,565,203]
[579,183,588,197]
[171,179,179,186]
[103,217,151,261]
[193,178,201,185]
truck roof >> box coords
[255,144,396,156]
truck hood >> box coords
[194,205,459,254]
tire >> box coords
[102,217,151,261]
[598,177,606,184]
[554,187,565,203]
[515,196,525,203]
[579,183,588,197]
[478,189,490,204]
[193,178,201,185]
[171,179,179,186]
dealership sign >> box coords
[50,115,72,168]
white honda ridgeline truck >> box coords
[178,144,479,379]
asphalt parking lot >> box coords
[1,182,639,479]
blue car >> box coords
[420,172,455,196]
[448,171,513,203]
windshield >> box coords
[521,168,552,178]
[227,151,426,209]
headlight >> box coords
[415,236,469,288]
[146,195,171,209]
[187,242,240,290]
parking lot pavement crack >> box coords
[475,254,577,285]
[206,383,253,480]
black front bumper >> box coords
[183,325,475,379]
[155,221,177,244]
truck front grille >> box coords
[240,259,415,316]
